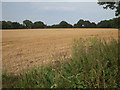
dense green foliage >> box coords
[97,17,120,28]
[1,17,120,29]
[23,20,33,29]
[32,21,46,29]
[1,21,25,29]
[47,21,73,28]
[74,19,96,28]
[98,1,120,16]
[2,37,119,88]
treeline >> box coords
[1,17,119,29]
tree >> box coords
[23,20,33,29]
[50,24,60,28]
[2,21,13,29]
[74,19,96,28]
[50,21,73,28]
[33,21,46,28]
[12,22,25,29]
[96,17,120,28]
[97,20,112,28]
[83,20,96,28]
[2,21,25,29]
[110,17,120,28]
[0,21,1,29]
[2,21,7,29]
[59,21,73,28]
[90,22,97,28]
[98,1,120,16]
[74,19,85,28]
[6,21,13,29]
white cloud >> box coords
[29,3,77,11]
[29,2,102,12]
[43,6,76,11]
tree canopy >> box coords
[58,21,73,28]
[74,19,96,28]
[32,21,46,28]
[23,20,33,29]
[2,21,25,29]
[1,17,119,29]
[98,1,120,16]
[49,21,73,28]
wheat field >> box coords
[2,28,118,74]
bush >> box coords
[72,37,118,88]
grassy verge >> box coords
[2,37,119,88]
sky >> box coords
[2,2,116,25]
[2,0,98,2]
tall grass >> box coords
[2,37,119,88]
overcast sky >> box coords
[2,2,116,25]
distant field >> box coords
[2,28,118,74]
